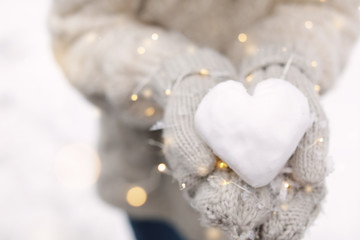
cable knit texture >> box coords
[49,0,359,239]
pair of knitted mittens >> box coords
[154,49,329,240]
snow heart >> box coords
[194,79,313,188]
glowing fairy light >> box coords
[126,186,147,207]
[311,61,318,68]
[137,46,146,55]
[246,74,253,83]
[199,68,210,76]
[304,184,313,193]
[157,163,167,172]
[151,33,159,40]
[144,107,155,117]
[304,21,313,29]
[165,89,172,96]
[131,94,138,101]
[237,33,248,43]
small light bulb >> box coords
[305,21,313,29]
[216,160,228,169]
[282,47,287,52]
[131,94,138,101]
[180,183,186,190]
[304,184,313,193]
[137,46,146,55]
[283,181,290,189]
[157,163,167,172]
[165,89,172,96]
[320,0,326,2]
[221,179,230,186]
[238,33,248,43]
[144,107,155,117]
[142,88,152,98]
[317,137,324,143]
[126,186,147,207]
[311,61,318,68]
[206,228,221,240]
[280,203,288,211]
[199,68,209,76]
[246,74,253,83]
[151,33,159,40]
[314,84,321,93]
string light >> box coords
[151,33,159,40]
[144,107,155,117]
[126,186,147,207]
[245,44,258,55]
[131,94,138,101]
[314,84,321,93]
[304,184,313,193]
[157,163,167,172]
[221,179,231,186]
[282,47,287,52]
[84,31,98,43]
[283,181,290,189]
[180,183,186,190]
[246,74,253,83]
[311,60,318,68]
[197,166,209,176]
[280,203,288,211]
[137,46,146,55]
[206,227,221,240]
[304,21,313,29]
[165,89,172,96]
[216,159,229,169]
[237,33,248,43]
[199,68,210,76]
[317,137,324,143]
[142,88,152,98]
[319,0,326,2]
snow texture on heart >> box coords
[194,79,313,188]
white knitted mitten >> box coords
[157,50,329,239]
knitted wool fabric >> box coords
[49,0,360,239]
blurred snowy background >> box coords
[1,0,360,239]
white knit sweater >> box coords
[49,0,359,239]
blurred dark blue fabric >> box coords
[129,217,186,240]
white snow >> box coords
[0,0,359,239]
[195,79,313,188]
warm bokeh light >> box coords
[157,163,167,172]
[151,33,159,40]
[237,33,248,43]
[137,46,146,55]
[304,20,313,29]
[131,94,138,101]
[144,107,155,117]
[206,227,221,240]
[126,186,147,207]
[54,144,101,190]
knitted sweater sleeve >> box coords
[227,0,360,93]
[49,0,235,128]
